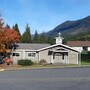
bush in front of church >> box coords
[39,59,47,66]
[18,59,33,66]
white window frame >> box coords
[27,52,36,58]
[13,52,21,57]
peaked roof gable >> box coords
[37,43,79,52]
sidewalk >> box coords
[0,64,90,71]
[0,64,66,71]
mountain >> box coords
[46,16,90,37]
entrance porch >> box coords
[49,50,68,64]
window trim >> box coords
[13,52,21,57]
[27,52,36,58]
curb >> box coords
[0,69,5,71]
[2,65,90,71]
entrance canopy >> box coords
[49,49,68,53]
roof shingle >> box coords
[16,43,50,50]
[67,41,90,47]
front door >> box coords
[54,53,62,63]
[54,53,68,64]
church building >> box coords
[12,33,80,64]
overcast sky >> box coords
[0,0,90,34]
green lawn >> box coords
[81,61,90,65]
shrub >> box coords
[18,59,33,66]
[4,57,13,65]
[39,59,47,66]
[81,51,90,62]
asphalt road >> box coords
[0,67,90,90]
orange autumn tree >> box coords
[0,18,20,53]
[3,27,20,52]
[0,18,6,52]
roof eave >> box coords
[37,43,80,53]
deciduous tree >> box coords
[3,27,20,49]
[0,18,20,53]
[0,18,6,52]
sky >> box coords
[0,0,90,35]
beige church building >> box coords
[12,33,80,64]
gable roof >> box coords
[37,43,79,52]
[67,41,90,47]
[16,43,79,53]
[16,43,50,50]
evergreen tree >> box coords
[20,32,26,43]
[40,31,46,43]
[5,24,10,28]
[21,24,31,43]
[47,36,54,44]
[33,30,39,43]
[13,23,21,36]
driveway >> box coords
[0,67,90,90]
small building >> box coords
[67,41,90,52]
[12,33,79,64]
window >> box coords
[13,53,20,57]
[28,53,36,57]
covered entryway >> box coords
[49,50,68,64]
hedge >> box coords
[81,51,90,62]
[18,59,33,66]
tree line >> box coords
[12,23,54,44]
[3,19,90,47]
[64,31,90,43]
[11,23,90,45]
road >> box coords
[0,67,90,90]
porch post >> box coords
[51,52,54,64]
[67,53,69,64]
[37,52,40,63]
[79,53,81,66]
